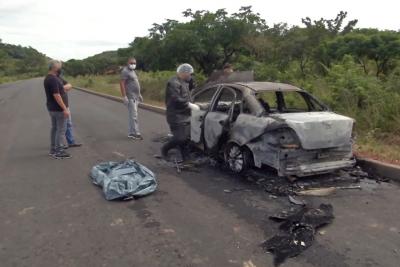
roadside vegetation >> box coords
[0,39,47,84]
[66,71,207,106]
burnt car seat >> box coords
[258,98,271,113]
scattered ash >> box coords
[154,146,221,173]
[262,203,334,266]
[243,166,379,197]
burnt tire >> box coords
[224,143,253,173]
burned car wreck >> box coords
[190,81,356,177]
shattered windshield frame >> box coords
[254,90,328,114]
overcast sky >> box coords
[0,0,398,61]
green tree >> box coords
[325,30,400,76]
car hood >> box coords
[271,112,354,149]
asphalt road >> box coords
[1,78,399,267]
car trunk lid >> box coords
[271,112,354,150]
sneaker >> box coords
[134,134,143,140]
[128,134,143,140]
[53,151,71,159]
[60,144,69,150]
[68,143,82,148]
[49,150,56,156]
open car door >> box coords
[191,109,206,143]
[203,87,237,149]
[190,86,220,144]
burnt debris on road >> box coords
[263,203,335,266]
[151,133,390,264]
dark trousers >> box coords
[161,122,190,160]
[49,111,66,153]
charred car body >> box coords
[190,81,355,177]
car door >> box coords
[190,86,220,143]
[203,87,237,149]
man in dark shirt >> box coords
[161,63,199,161]
[43,60,71,159]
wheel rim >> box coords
[227,145,244,173]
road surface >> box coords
[0,78,399,267]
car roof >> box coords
[233,82,302,92]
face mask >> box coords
[128,64,136,70]
[186,74,194,82]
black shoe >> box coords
[68,143,82,148]
[53,151,71,159]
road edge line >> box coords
[73,86,166,115]
[73,85,400,182]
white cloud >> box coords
[0,0,398,60]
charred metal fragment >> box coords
[262,203,334,266]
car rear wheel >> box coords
[224,143,253,173]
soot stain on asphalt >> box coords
[129,199,153,219]
[144,221,161,228]
[152,190,169,204]
[301,240,350,267]
[150,140,390,265]
[172,163,282,229]
[129,198,164,234]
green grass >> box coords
[68,74,121,96]
[354,134,400,165]
[66,72,176,107]
[0,74,39,84]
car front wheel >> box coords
[224,143,253,173]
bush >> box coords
[245,55,400,138]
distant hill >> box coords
[0,39,48,78]
[64,50,121,76]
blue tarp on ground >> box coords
[90,160,157,200]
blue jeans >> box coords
[65,108,75,145]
